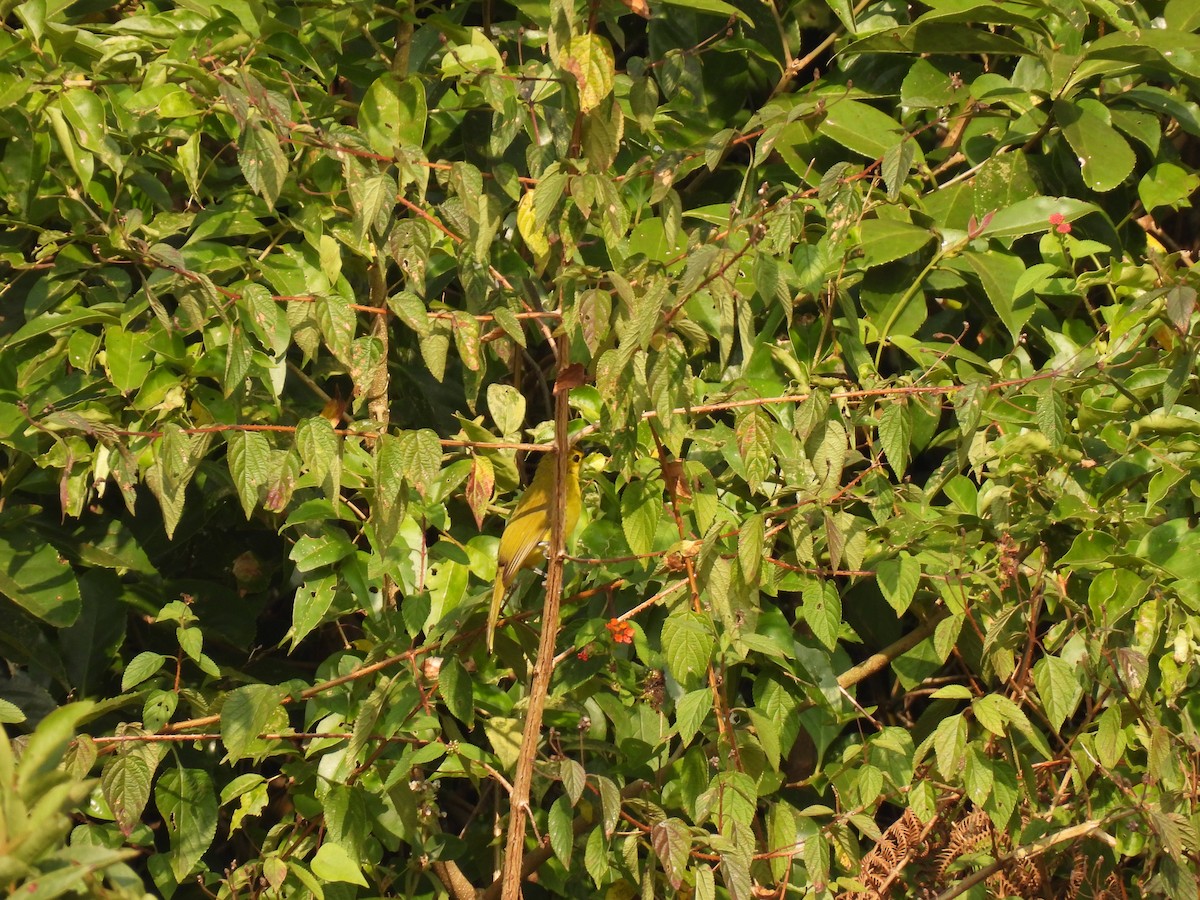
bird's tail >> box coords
[487,575,506,652]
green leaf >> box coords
[360,73,426,155]
[156,766,218,882]
[438,656,474,727]
[59,88,122,174]
[349,336,385,396]
[1139,162,1200,213]
[736,406,773,492]
[675,689,711,746]
[517,190,550,259]
[650,818,690,890]
[1036,386,1067,448]
[315,293,356,363]
[876,553,920,615]
[16,702,94,801]
[101,753,152,836]
[811,417,847,496]
[144,689,178,733]
[859,218,932,268]
[657,0,754,26]
[1137,520,1200,581]
[978,196,1097,239]
[1096,704,1127,770]
[621,479,662,558]
[582,98,624,172]
[482,716,524,774]
[103,327,153,394]
[881,140,916,200]
[1059,530,1118,568]
[221,684,285,761]
[559,34,615,114]
[177,626,203,665]
[1054,99,1136,193]
[877,403,912,477]
[821,100,922,162]
[723,838,755,900]
[227,431,271,518]
[549,795,574,867]
[931,713,967,778]
[846,20,1031,56]
[45,104,94,190]
[964,745,994,807]
[747,709,781,770]
[560,758,586,805]
[598,775,621,838]
[296,416,341,499]
[228,779,269,835]
[238,120,288,209]
[441,29,503,77]
[661,612,714,686]
[738,513,764,585]
[0,698,25,724]
[290,572,337,650]
[0,531,81,627]
[311,842,368,886]
[961,250,1037,341]
[122,651,166,691]
[972,693,1021,737]
[1033,654,1084,733]
[487,384,526,436]
[585,827,609,887]
[1086,28,1200,79]
[802,577,841,650]
[291,530,356,572]
[223,327,253,394]
[6,306,121,348]
[491,305,526,348]
[1166,284,1197,335]
[396,428,442,498]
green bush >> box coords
[1,0,1199,897]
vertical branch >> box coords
[366,258,397,609]
[366,259,390,429]
[392,0,413,75]
[499,335,572,900]
[649,422,742,771]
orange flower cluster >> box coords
[606,618,634,644]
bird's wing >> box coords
[499,495,551,585]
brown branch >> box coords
[366,258,398,612]
[571,370,1065,444]
[153,644,438,736]
[431,860,476,900]
[90,731,421,744]
[933,816,1121,900]
[498,341,574,900]
[481,781,647,900]
[833,605,952,696]
[767,558,875,578]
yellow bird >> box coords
[487,448,584,650]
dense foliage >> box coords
[3,0,1200,897]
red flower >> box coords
[1048,213,1071,234]
[1048,212,1064,224]
[577,647,590,662]
[606,618,634,644]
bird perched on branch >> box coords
[487,448,584,651]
